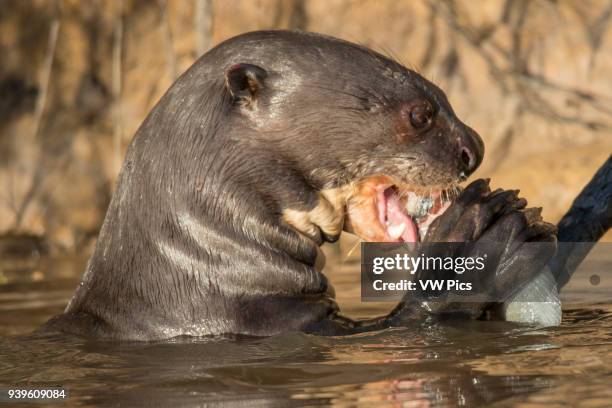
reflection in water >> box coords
[0,253,611,406]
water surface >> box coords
[0,248,610,407]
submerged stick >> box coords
[502,156,612,325]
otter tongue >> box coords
[383,189,419,243]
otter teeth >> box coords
[406,193,421,215]
[386,222,406,239]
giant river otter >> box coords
[43,30,559,340]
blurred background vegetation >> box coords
[1,0,611,267]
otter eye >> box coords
[409,101,434,129]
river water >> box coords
[0,244,610,407]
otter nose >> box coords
[457,126,484,179]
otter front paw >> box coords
[282,187,347,244]
[401,179,557,318]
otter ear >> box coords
[224,63,267,104]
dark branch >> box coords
[551,156,612,288]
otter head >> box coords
[220,32,484,245]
